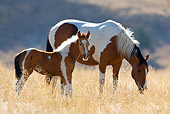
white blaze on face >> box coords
[82,39,89,61]
[82,39,88,53]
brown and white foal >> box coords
[14,31,90,98]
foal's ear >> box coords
[86,31,90,39]
[145,55,149,62]
[78,31,81,38]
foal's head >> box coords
[131,47,149,94]
[77,31,90,61]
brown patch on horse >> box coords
[100,36,123,67]
[54,23,78,48]
[98,36,123,73]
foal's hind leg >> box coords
[16,69,33,95]
[111,62,122,93]
[15,73,29,95]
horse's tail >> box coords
[46,36,53,52]
[14,52,23,80]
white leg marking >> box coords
[99,72,105,84]
[99,71,105,94]
[60,84,65,95]
[64,84,73,98]
[113,75,118,93]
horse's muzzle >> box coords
[138,84,148,94]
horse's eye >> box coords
[138,70,141,73]
[80,43,82,46]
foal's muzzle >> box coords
[82,53,89,61]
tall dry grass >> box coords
[0,62,170,114]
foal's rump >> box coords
[14,50,27,80]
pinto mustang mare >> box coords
[46,19,150,94]
[14,31,90,98]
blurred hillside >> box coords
[0,0,170,68]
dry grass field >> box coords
[0,61,170,114]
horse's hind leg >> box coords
[111,61,122,93]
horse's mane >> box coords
[54,35,78,52]
[116,26,139,59]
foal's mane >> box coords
[116,26,139,59]
[54,35,79,52]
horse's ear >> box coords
[133,54,139,63]
[86,31,90,39]
[78,31,81,38]
[145,55,149,62]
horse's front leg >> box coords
[99,61,107,96]
[111,61,122,93]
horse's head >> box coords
[131,47,149,94]
[77,31,90,61]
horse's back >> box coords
[48,19,124,62]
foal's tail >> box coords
[14,53,23,80]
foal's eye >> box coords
[138,70,141,73]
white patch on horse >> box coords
[60,53,69,85]
[48,56,51,60]
[22,48,33,73]
[54,35,78,52]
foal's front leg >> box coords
[60,56,75,98]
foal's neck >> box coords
[67,41,80,59]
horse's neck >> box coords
[124,54,136,67]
